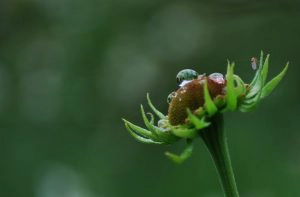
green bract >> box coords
[123,52,288,164]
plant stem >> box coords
[200,114,239,197]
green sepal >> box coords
[187,109,211,130]
[239,53,268,112]
[225,62,237,111]
[140,105,158,135]
[261,62,289,99]
[239,74,263,112]
[123,118,156,139]
[204,80,218,116]
[123,119,164,144]
[214,95,226,109]
[171,125,198,138]
[165,139,194,164]
[246,54,268,99]
[147,112,155,125]
[262,54,270,85]
[239,54,288,112]
[194,107,206,117]
[140,105,174,143]
[249,51,264,87]
[233,75,247,97]
[147,93,166,119]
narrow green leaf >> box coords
[261,62,289,99]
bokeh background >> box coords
[0,0,299,196]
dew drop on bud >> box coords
[176,69,199,85]
[209,73,225,84]
[179,80,192,87]
[167,92,176,104]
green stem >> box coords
[200,114,239,197]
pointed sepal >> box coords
[187,109,211,130]
[225,62,237,111]
[204,80,218,116]
[123,119,164,144]
[171,125,198,138]
[140,105,175,143]
[261,62,289,99]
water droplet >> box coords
[176,69,198,85]
[179,80,192,87]
[167,91,176,104]
[209,73,225,84]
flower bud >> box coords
[168,74,226,125]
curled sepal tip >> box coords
[165,139,194,164]
[140,105,175,143]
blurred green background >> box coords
[0,0,299,196]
